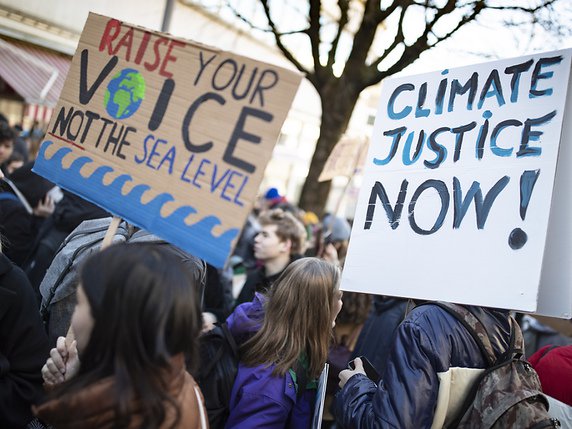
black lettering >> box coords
[408,180,449,235]
[364,180,408,230]
[182,92,226,153]
[148,79,174,131]
[79,49,118,105]
[223,107,273,173]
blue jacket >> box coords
[333,303,512,429]
[225,294,316,429]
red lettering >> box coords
[135,31,152,65]
[144,37,168,72]
[100,22,183,79]
[159,40,185,79]
[99,19,122,54]
[112,28,134,61]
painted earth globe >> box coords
[104,68,146,120]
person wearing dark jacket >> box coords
[235,209,306,306]
[202,263,234,330]
[334,303,512,428]
[0,162,55,269]
[25,190,109,290]
[351,296,409,376]
[0,251,50,428]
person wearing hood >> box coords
[225,258,343,429]
[0,239,50,428]
[316,214,351,267]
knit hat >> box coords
[264,187,281,200]
[303,211,319,225]
[322,214,351,242]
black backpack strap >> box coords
[201,322,239,377]
[429,302,497,366]
[220,322,239,358]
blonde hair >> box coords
[241,257,340,378]
[258,209,307,255]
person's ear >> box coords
[279,238,292,254]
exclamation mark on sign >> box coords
[508,169,540,250]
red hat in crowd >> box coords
[528,344,572,406]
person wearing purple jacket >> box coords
[225,258,343,429]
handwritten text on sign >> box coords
[342,50,572,311]
[35,13,302,267]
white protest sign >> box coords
[342,49,572,313]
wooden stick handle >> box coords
[101,216,121,250]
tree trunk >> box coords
[298,82,361,216]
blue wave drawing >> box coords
[34,140,239,268]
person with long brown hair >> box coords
[225,257,342,428]
[35,243,208,428]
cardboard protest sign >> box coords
[33,13,302,268]
[342,49,572,313]
[318,136,368,181]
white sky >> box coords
[388,2,572,77]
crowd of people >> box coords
[1,115,572,429]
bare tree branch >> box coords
[258,0,315,83]
[326,0,350,70]
[344,0,383,75]
[225,0,307,35]
[308,0,325,81]
[379,0,409,22]
[425,1,486,50]
[365,0,486,88]
[220,0,570,213]
[485,0,559,13]
[367,3,410,72]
